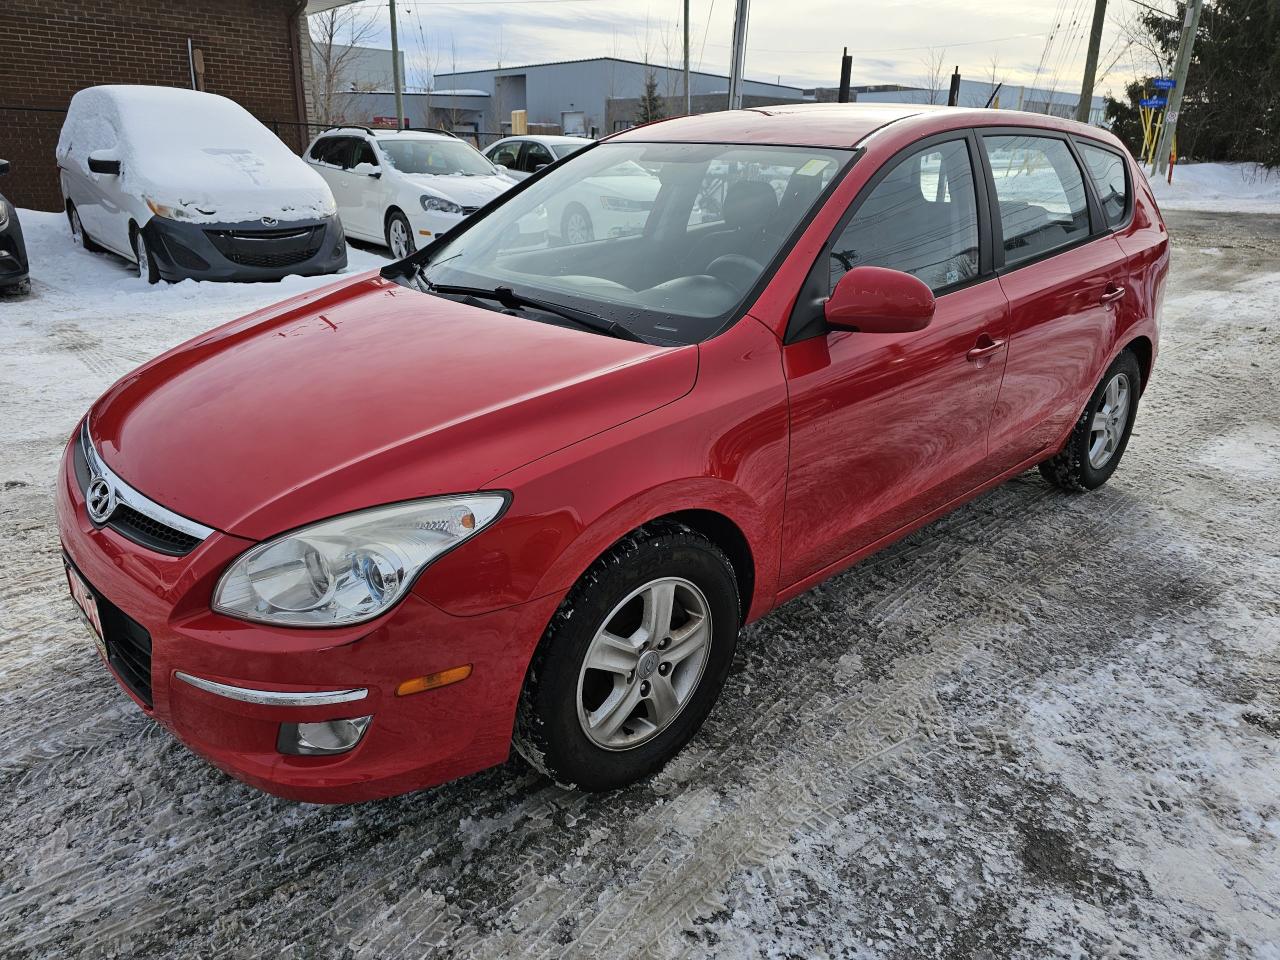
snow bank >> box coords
[1146,161,1280,213]
[56,85,336,224]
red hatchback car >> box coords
[57,105,1167,801]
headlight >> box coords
[145,198,205,221]
[212,494,507,627]
[421,195,463,214]
[599,195,651,212]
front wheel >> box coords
[132,226,160,284]
[68,204,104,253]
[560,204,594,245]
[1040,350,1142,491]
[385,210,415,259]
[514,522,740,791]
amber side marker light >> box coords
[396,664,473,697]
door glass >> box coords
[830,139,980,293]
[1076,141,1129,228]
[490,143,521,169]
[983,135,1090,266]
[524,142,554,172]
[353,140,377,169]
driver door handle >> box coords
[966,338,1006,362]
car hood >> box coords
[403,174,510,207]
[88,274,697,540]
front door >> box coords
[781,136,1010,588]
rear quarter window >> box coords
[1077,140,1131,229]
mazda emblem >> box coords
[261,216,278,226]
[86,476,116,524]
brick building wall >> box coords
[0,0,311,211]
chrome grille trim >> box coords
[80,424,216,542]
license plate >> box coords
[65,562,107,659]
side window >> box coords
[309,137,338,162]
[490,142,521,169]
[830,139,980,293]
[983,135,1090,266]
[1077,140,1129,228]
[523,142,554,172]
[353,139,378,168]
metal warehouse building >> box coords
[350,57,806,139]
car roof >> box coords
[315,127,457,142]
[490,135,592,146]
[608,102,1117,150]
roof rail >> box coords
[403,126,460,139]
[322,124,377,136]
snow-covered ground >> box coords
[1147,161,1280,213]
[1,208,1279,958]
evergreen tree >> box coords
[636,71,667,124]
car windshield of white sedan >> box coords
[380,140,495,176]
[420,142,852,345]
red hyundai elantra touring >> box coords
[57,105,1166,801]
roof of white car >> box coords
[491,135,593,146]
[319,127,460,141]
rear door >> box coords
[780,133,1012,587]
[309,137,360,234]
[980,130,1128,471]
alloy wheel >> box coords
[389,219,411,258]
[576,577,713,751]
[565,212,591,245]
[133,233,149,279]
[70,209,84,247]
[1089,372,1131,469]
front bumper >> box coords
[0,201,29,288]
[56,433,559,803]
[143,214,348,284]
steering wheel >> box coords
[705,254,764,294]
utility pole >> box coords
[389,0,405,128]
[1155,0,1204,174]
[1075,0,1107,123]
[837,47,852,102]
[947,65,961,106]
[727,0,750,109]
[684,0,691,114]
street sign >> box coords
[1140,96,1168,108]
[1153,77,1176,90]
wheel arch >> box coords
[1124,335,1154,392]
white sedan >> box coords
[484,136,660,245]
[304,128,516,258]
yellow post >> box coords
[511,109,528,135]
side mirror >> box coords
[0,159,9,175]
[352,162,380,178]
[532,163,549,172]
[88,153,121,176]
[825,266,935,334]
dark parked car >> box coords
[0,159,30,293]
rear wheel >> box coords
[385,210,415,259]
[67,204,103,253]
[514,522,740,791]
[132,226,160,284]
[1040,350,1142,491]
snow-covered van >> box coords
[56,85,347,283]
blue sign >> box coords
[1140,96,1168,108]
[1153,77,1176,90]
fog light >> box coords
[278,715,372,756]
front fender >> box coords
[415,317,790,622]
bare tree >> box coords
[919,48,948,105]
[986,54,1004,107]
[309,5,381,124]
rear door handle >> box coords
[1100,284,1126,306]
[966,338,1006,361]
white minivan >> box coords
[303,127,515,258]
[57,85,346,283]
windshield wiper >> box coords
[422,278,646,343]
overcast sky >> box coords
[334,0,1162,98]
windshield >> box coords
[379,139,495,176]
[417,141,852,345]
